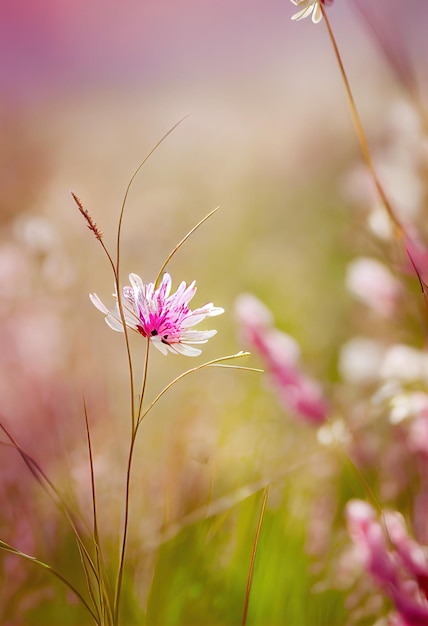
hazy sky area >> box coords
[1,0,427,98]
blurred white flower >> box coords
[381,344,428,383]
[389,392,428,424]
[317,419,349,446]
[346,257,402,318]
[339,337,385,384]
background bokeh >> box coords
[1,1,428,624]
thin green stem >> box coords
[113,429,137,626]
[242,486,269,626]
[115,116,189,282]
[1,432,103,622]
[71,190,137,433]
[154,207,220,287]
[137,339,151,423]
[113,270,136,433]
[114,337,151,626]
[84,403,114,625]
[0,540,100,624]
[138,352,251,427]
[339,450,383,515]
[114,119,189,434]
[0,420,98,580]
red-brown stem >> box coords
[321,5,428,316]
[321,6,403,238]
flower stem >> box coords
[114,338,151,625]
[113,429,138,626]
[241,485,269,626]
[0,539,101,625]
[321,6,403,237]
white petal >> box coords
[170,281,196,308]
[206,306,224,317]
[180,281,197,305]
[181,313,208,328]
[181,305,224,327]
[150,336,169,355]
[312,2,323,23]
[158,273,172,298]
[172,281,186,299]
[171,343,202,357]
[129,273,145,305]
[291,3,314,21]
[89,293,109,314]
[105,314,125,332]
[181,329,217,343]
[191,303,224,317]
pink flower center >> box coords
[133,298,190,346]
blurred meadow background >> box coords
[1,0,428,624]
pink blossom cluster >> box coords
[235,293,328,424]
[347,500,428,626]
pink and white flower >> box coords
[90,272,224,356]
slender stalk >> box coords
[115,116,190,283]
[0,421,105,625]
[113,430,138,626]
[321,6,403,237]
[114,337,151,626]
[0,540,100,624]
[113,351,255,622]
[340,451,383,515]
[113,271,136,433]
[154,206,220,287]
[84,403,114,625]
[352,0,428,128]
[242,486,269,626]
[71,189,136,433]
[113,433,137,624]
[0,421,98,580]
[138,352,252,426]
[321,6,428,313]
[137,338,151,422]
[114,118,190,431]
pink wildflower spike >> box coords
[346,500,428,625]
[346,500,399,586]
[90,272,224,356]
[234,293,328,424]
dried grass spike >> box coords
[71,191,103,241]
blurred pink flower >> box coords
[234,293,328,424]
[346,500,428,626]
[408,409,428,457]
[90,272,224,356]
[345,257,402,318]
